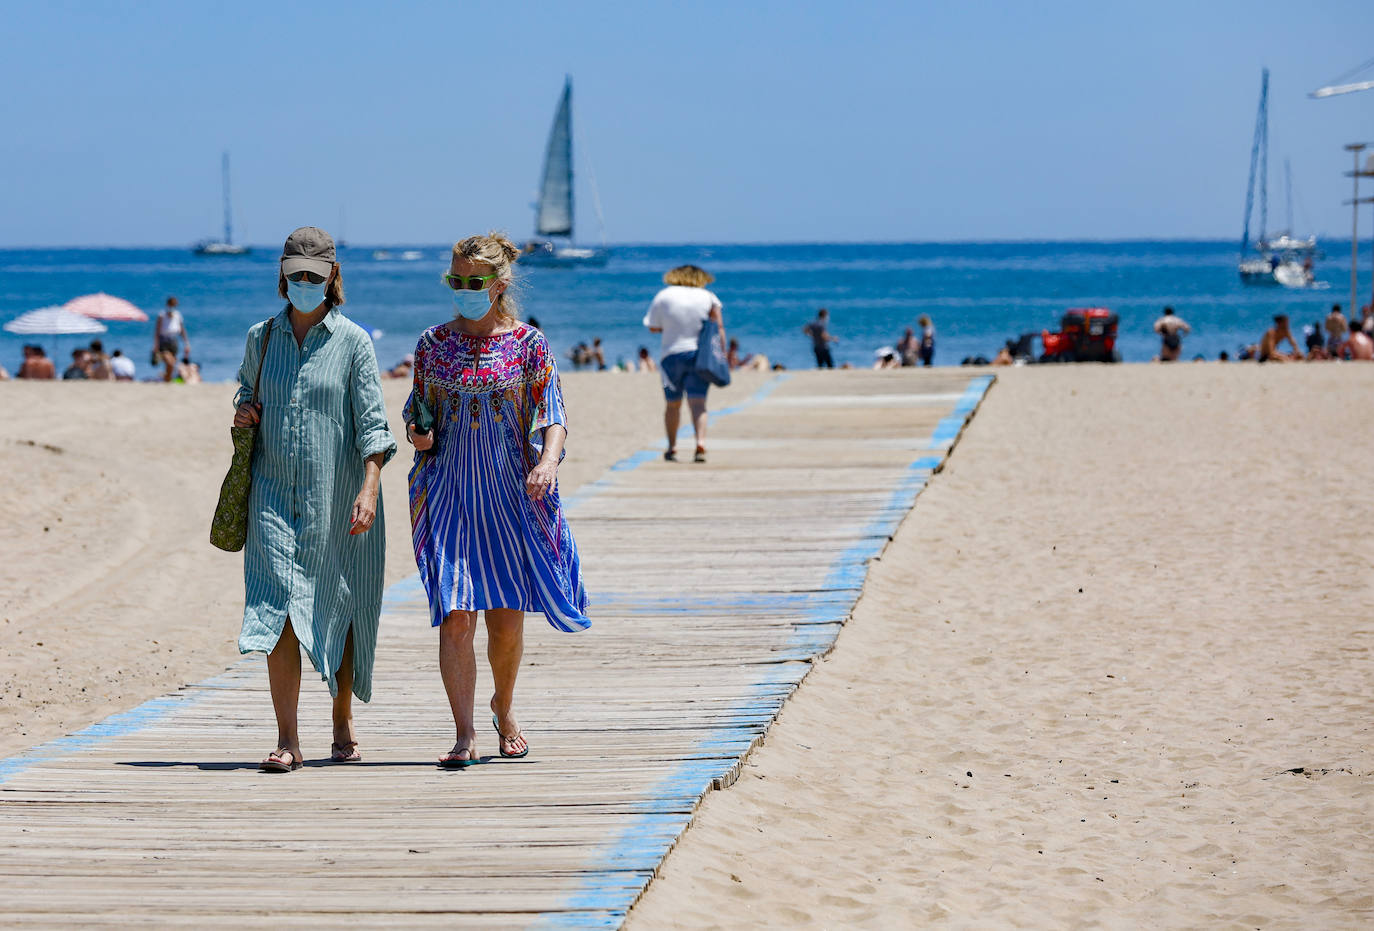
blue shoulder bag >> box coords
[694,318,731,388]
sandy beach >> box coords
[2,363,1371,927]
[629,363,1374,928]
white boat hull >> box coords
[1239,259,1314,288]
[193,241,251,256]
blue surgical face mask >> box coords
[452,288,494,320]
[286,279,327,312]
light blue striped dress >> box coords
[406,322,589,632]
[234,306,397,702]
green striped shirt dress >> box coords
[233,306,397,701]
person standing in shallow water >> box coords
[406,231,590,768]
[233,227,396,772]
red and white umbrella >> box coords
[64,292,148,322]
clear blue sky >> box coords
[1,0,1372,247]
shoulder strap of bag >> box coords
[251,318,275,405]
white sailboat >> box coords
[193,151,250,256]
[521,78,608,267]
[1238,70,1315,288]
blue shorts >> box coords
[660,350,708,401]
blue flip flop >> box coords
[438,747,480,769]
[492,714,529,758]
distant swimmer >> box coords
[1152,306,1191,362]
[802,308,839,369]
[1258,314,1301,363]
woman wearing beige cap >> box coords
[232,226,397,772]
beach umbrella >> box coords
[65,292,148,322]
[4,306,108,335]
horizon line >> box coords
[0,235,1350,251]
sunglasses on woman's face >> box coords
[286,270,327,285]
[444,272,498,291]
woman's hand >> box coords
[350,483,378,535]
[408,422,434,451]
[233,402,261,428]
[526,458,558,501]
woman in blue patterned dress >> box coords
[406,231,589,767]
[233,227,397,772]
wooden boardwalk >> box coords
[0,371,992,928]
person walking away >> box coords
[1325,304,1348,356]
[917,315,936,366]
[406,231,590,767]
[1153,306,1191,362]
[644,264,726,462]
[232,227,396,772]
[803,308,838,368]
[154,297,192,383]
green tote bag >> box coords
[210,318,274,552]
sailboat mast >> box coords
[1284,158,1293,234]
[1241,69,1268,254]
[1258,77,1268,245]
[222,151,234,246]
[566,79,575,243]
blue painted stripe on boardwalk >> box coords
[539,374,995,927]
[0,694,201,786]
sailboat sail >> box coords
[536,80,574,238]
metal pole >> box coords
[1348,144,1364,317]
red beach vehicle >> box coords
[1040,307,1120,363]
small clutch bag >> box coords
[411,396,435,436]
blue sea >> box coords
[0,242,1357,382]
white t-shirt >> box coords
[110,355,136,379]
[157,310,184,339]
[643,286,721,358]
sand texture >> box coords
[0,370,770,759]
[628,364,1373,928]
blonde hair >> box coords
[664,264,714,288]
[452,231,522,322]
[277,265,345,309]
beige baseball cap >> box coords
[281,227,336,278]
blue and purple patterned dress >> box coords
[405,322,589,632]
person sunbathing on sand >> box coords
[1258,315,1301,363]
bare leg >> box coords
[265,617,303,764]
[332,629,357,755]
[438,610,478,762]
[160,350,176,382]
[687,396,708,452]
[663,399,682,453]
[487,609,528,756]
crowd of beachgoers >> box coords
[3,297,200,383]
